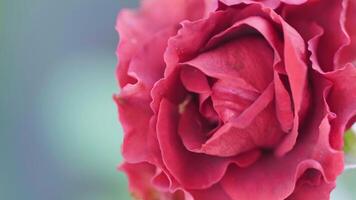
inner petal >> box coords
[212,79,259,123]
[180,65,219,122]
[186,36,274,91]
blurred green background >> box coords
[0,0,354,199]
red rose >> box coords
[115,0,356,199]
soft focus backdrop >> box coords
[0,0,355,199]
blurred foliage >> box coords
[344,129,356,154]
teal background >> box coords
[0,0,354,199]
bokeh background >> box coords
[0,0,355,199]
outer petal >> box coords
[325,64,356,150]
[217,0,309,9]
[282,0,349,71]
[219,0,281,8]
[115,28,177,163]
[116,0,206,86]
[286,169,336,200]
[120,162,185,200]
[220,75,343,199]
[116,0,206,164]
[339,0,356,64]
[120,162,159,199]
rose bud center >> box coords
[178,36,286,157]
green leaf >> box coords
[344,129,356,154]
[344,128,356,169]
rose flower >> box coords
[115,0,356,199]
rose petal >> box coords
[204,15,284,70]
[186,37,274,91]
[274,72,294,132]
[202,123,257,156]
[115,84,152,163]
[120,162,158,199]
[221,114,343,200]
[121,162,186,200]
[217,0,309,10]
[282,0,349,71]
[219,0,281,9]
[339,0,356,64]
[230,83,275,128]
[178,100,211,152]
[211,79,259,123]
[116,0,206,86]
[325,64,356,150]
[275,18,310,156]
[188,184,232,200]
[180,66,220,122]
[220,71,343,199]
[202,104,285,157]
[306,23,324,71]
[115,27,177,164]
[157,98,263,189]
[128,27,178,87]
[157,99,229,189]
[286,170,336,200]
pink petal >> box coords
[121,162,186,200]
[221,114,343,200]
[306,23,324,71]
[282,0,349,71]
[202,123,257,156]
[156,99,229,189]
[219,0,281,9]
[188,184,232,200]
[211,78,259,123]
[115,28,177,164]
[230,83,275,128]
[274,72,294,132]
[339,0,356,64]
[220,71,343,199]
[180,66,220,122]
[157,99,262,189]
[114,84,153,163]
[186,37,274,91]
[217,0,308,9]
[128,27,178,87]
[180,66,211,94]
[120,162,158,199]
[275,17,310,156]
[116,0,206,87]
[178,100,211,152]
[325,64,356,150]
[286,170,336,200]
